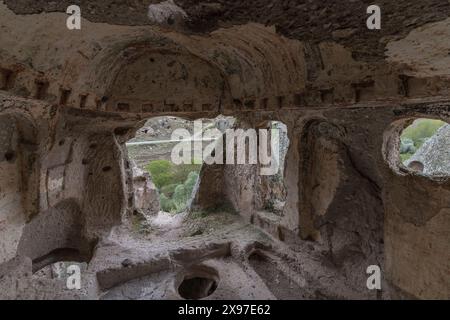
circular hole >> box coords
[102,166,112,172]
[178,277,218,300]
[177,267,219,300]
[385,118,450,178]
[408,160,424,173]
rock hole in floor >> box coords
[178,276,218,300]
[177,267,219,300]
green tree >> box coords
[402,119,445,149]
[172,184,188,213]
[145,160,202,214]
[146,160,173,189]
[160,193,174,212]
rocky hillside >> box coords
[127,116,234,169]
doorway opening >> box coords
[126,116,235,216]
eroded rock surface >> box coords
[406,125,450,176]
[131,161,160,216]
[0,1,449,300]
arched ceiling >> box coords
[4,0,450,61]
[1,1,450,116]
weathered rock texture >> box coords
[0,1,449,300]
[407,125,450,176]
[131,161,160,215]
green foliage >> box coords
[400,153,412,163]
[146,160,201,191]
[147,159,201,214]
[170,172,200,213]
[160,183,178,197]
[400,119,445,162]
[185,171,199,191]
[146,160,173,189]
[399,138,415,154]
[172,184,188,213]
[401,119,445,150]
[160,193,175,212]
[171,163,202,186]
